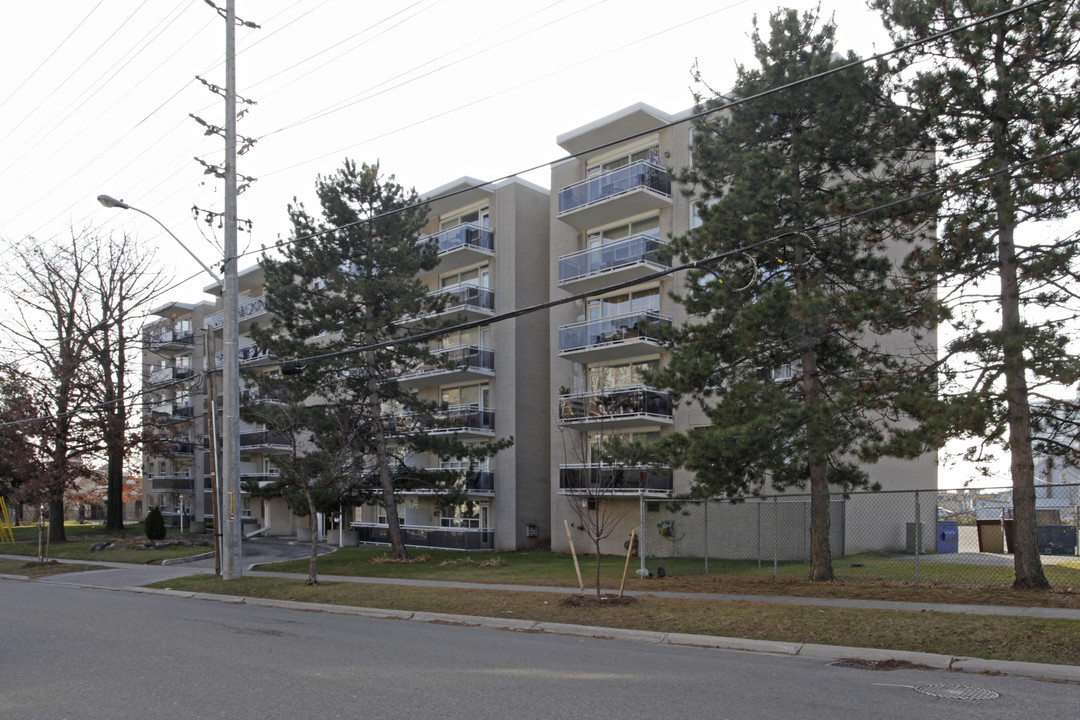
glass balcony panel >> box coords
[421,222,494,255]
[385,404,495,435]
[204,295,268,330]
[558,311,670,353]
[558,161,672,215]
[558,386,671,424]
[351,523,494,550]
[431,283,495,312]
[559,464,673,493]
[558,234,669,284]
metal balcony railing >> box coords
[401,345,494,379]
[430,283,495,313]
[385,404,495,435]
[559,464,674,493]
[558,161,672,215]
[421,222,494,255]
[558,234,668,283]
[351,522,495,551]
[204,295,268,330]
[558,386,671,423]
[558,310,670,353]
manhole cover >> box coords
[914,684,999,701]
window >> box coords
[586,360,659,391]
[586,430,660,463]
[587,144,660,177]
[441,263,490,289]
[440,382,490,408]
[587,286,660,320]
[586,215,660,249]
[433,326,491,350]
[440,205,490,231]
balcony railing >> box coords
[147,476,195,492]
[558,161,671,215]
[430,283,495,313]
[421,222,494,256]
[204,295,268,330]
[400,345,494,380]
[148,328,195,350]
[401,468,494,494]
[148,366,194,386]
[559,464,673,494]
[385,404,495,435]
[558,310,670,354]
[351,522,494,551]
[239,430,292,450]
[558,386,671,423]
[558,234,669,284]
[164,440,196,456]
[214,344,271,367]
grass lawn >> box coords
[147,573,1080,667]
[260,548,1080,609]
[0,522,213,565]
[0,557,102,578]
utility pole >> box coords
[220,0,242,579]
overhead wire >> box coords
[5,140,1077,431]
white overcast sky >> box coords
[1,1,1037,489]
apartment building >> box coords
[547,102,938,556]
[348,177,552,552]
[142,300,213,528]
[142,101,937,557]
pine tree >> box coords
[251,159,510,562]
[653,9,940,581]
[872,0,1080,589]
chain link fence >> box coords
[636,484,1080,587]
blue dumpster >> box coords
[937,521,959,553]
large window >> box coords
[440,205,490,231]
[440,382,490,409]
[586,429,660,464]
[586,359,659,391]
[433,326,491,351]
[586,215,660,249]
[587,286,660,320]
[587,144,660,177]
[441,263,490,289]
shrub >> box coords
[144,506,167,541]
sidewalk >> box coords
[3,552,1078,683]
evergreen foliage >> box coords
[248,159,510,571]
[872,0,1080,589]
[144,506,166,540]
[651,9,940,581]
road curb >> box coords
[108,584,1078,683]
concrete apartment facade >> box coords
[142,101,937,557]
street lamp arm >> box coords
[96,194,223,285]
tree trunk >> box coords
[105,450,124,531]
[998,222,1050,590]
[304,487,318,586]
[366,351,409,560]
[808,465,833,581]
[48,498,66,544]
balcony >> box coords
[428,283,495,321]
[560,464,673,495]
[421,222,495,275]
[351,522,494,551]
[398,468,495,496]
[398,345,495,388]
[213,343,271,367]
[164,440,196,456]
[147,366,194,386]
[150,403,195,421]
[558,386,673,429]
[239,430,292,452]
[385,404,495,439]
[558,310,670,363]
[558,234,669,293]
[148,328,195,353]
[204,294,268,331]
[147,476,195,492]
[557,161,672,230]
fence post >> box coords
[756,501,762,570]
[639,492,647,577]
[772,496,778,583]
[703,498,709,575]
[914,489,921,589]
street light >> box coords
[97,193,242,579]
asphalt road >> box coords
[1,579,1075,720]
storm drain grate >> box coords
[914,684,1000,701]
[832,659,879,671]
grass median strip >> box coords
[146,574,1080,667]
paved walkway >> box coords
[3,547,1077,683]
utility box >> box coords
[906,522,926,553]
[1037,526,1078,556]
[937,521,959,554]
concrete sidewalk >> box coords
[3,551,1077,683]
